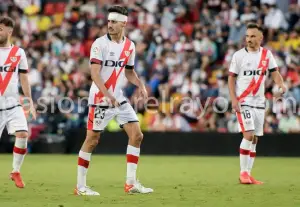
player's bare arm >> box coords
[90,63,120,107]
[271,70,287,94]
[125,69,148,100]
[228,75,240,113]
[19,69,36,120]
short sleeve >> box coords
[229,53,239,76]
[267,51,278,72]
[125,43,135,70]
[90,40,103,65]
[18,49,29,73]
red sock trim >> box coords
[250,152,256,158]
[78,157,89,168]
[240,148,250,155]
[127,154,139,164]
[13,146,27,155]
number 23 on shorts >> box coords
[95,107,106,119]
[93,107,106,128]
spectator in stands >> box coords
[1,0,298,134]
[278,111,300,133]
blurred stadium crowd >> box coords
[1,0,300,138]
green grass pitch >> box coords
[0,155,300,207]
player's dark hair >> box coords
[108,6,128,16]
[0,16,15,28]
[247,23,263,33]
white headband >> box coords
[108,12,128,22]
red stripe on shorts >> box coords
[87,107,95,130]
[13,146,27,155]
[240,148,250,155]
[78,157,90,168]
[127,154,139,164]
[236,112,245,133]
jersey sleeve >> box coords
[267,51,278,72]
[125,42,135,70]
[18,49,29,73]
[90,40,103,65]
[228,53,239,76]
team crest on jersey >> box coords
[125,51,130,57]
[10,57,17,62]
[262,60,267,67]
[93,47,99,54]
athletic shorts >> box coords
[236,105,265,136]
[87,101,139,132]
[0,105,28,137]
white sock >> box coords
[126,145,140,185]
[248,143,257,175]
[240,138,252,173]
[77,150,91,189]
[12,137,27,173]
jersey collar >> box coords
[245,47,261,53]
[107,33,125,43]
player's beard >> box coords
[108,28,119,35]
[0,34,8,46]
[247,42,256,49]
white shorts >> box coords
[87,102,139,131]
[236,105,265,136]
[0,105,28,136]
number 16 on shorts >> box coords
[236,108,255,133]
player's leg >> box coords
[0,111,6,138]
[75,106,114,196]
[76,130,101,196]
[248,136,258,175]
[236,107,255,184]
[6,106,29,188]
[124,122,142,184]
[117,103,153,194]
[248,108,265,184]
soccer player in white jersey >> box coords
[0,16,36,188]
[74,6,153,196]
[228,23,287,184]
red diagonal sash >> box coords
[0,46,21,95]
[252,48,269,95]
[94,38,133,104]
[237,48,269,102]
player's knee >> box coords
[253,136,258,144]
[243,131,255,140]
[90,139,99,147]
[133,132,143,143]
[87,138,99,148]
[86,134,99,148]
[15,131,28,138]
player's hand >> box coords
[29,101,37,120]
[139,86,148,100]
[278,84,287,95]
[231,98,241,113]
[109,96,120,108]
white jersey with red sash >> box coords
[0,46,29,110]
[229,47,278,108]
[88,34,135,106]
